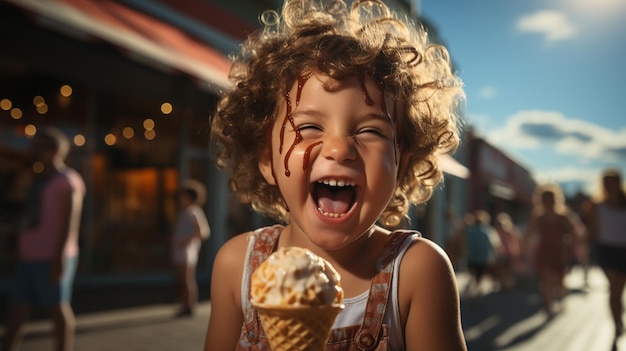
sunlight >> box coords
[492,310,546,348]
[464,316,501,341]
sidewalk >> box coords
[4,266,625,351]
[5,303,211,351]
[458,265,625,351]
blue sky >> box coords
[419,0,626,196]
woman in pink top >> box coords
[3,126,85,351]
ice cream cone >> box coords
[253,304,343,351]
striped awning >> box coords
[5,0,232,93]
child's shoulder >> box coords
[397,233,454,277]
[214,231,250,268]
[215,225,284,265]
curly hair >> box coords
[211,0,465,226]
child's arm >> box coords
[204,234,248,351]
[399,238,467,351]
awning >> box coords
[5,0,232,93]
[439,154,470,179]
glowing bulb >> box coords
[122,127,134,139]
[0,99,11,110]
[161,102,173,114]
[143,118,155,130]
[36,103,48,114]
[144,129,156,140]
[24,124,37,136]
[74,134,85,146]
[10,108,22,120]
[104,133,116,146]
[33,95,45,106]
[60,85,73,97]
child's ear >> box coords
[258,146,276,186]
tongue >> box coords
[316,186,353,214]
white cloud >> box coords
[485,109,626,163]
[477,86,496,99]
[480,110,626,195]
[517,10,578,44]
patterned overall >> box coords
[236,225,420,351]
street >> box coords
[5,266,625,351]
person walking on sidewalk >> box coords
[171,180,210,317]
[493,212,522,291]
[589,169,626,344]
[2,127,85,351]
[464,210,499,298]
[524,183,578,317]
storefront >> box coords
[0,0,262,287]
[466,130,536,227]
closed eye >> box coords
[357,127,393,141]
[296,124,324,139]
[358,128,385,136]
[296,124,322,132]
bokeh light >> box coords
[10,108,22,120]
[24,124,37,136]
[74,134,86,146]
[0,99,11,110]
[60,85,73,97]
[160,102,173,115]
[143,118,155,130]
[104,133,117,146]
[122,127,135,139]
[144,129,156,140]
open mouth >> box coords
[312,179,357,218]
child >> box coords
[204,0,466,350]
[171,180,211,317]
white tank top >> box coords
[241,227,416,351]
[597,202,626,246]
[332,233,413,351]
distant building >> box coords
[466,128,536,227]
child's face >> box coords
[259,73,399,250]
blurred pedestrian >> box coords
[171,180,210,317]
[464,210,499,298]
[577,198,595,287]
[589,169,626,343]
[524,183,578,317]
[2,127,85,351]
[444,209,468,270]
[493,212,522,291]
[567,209,589,287]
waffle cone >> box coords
[253,304,343,351]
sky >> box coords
[418,0,626,197]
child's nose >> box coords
[321,134,357,163]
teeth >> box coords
[318,179,355,187]
[317,208,345,218]
[315,179,355,218]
